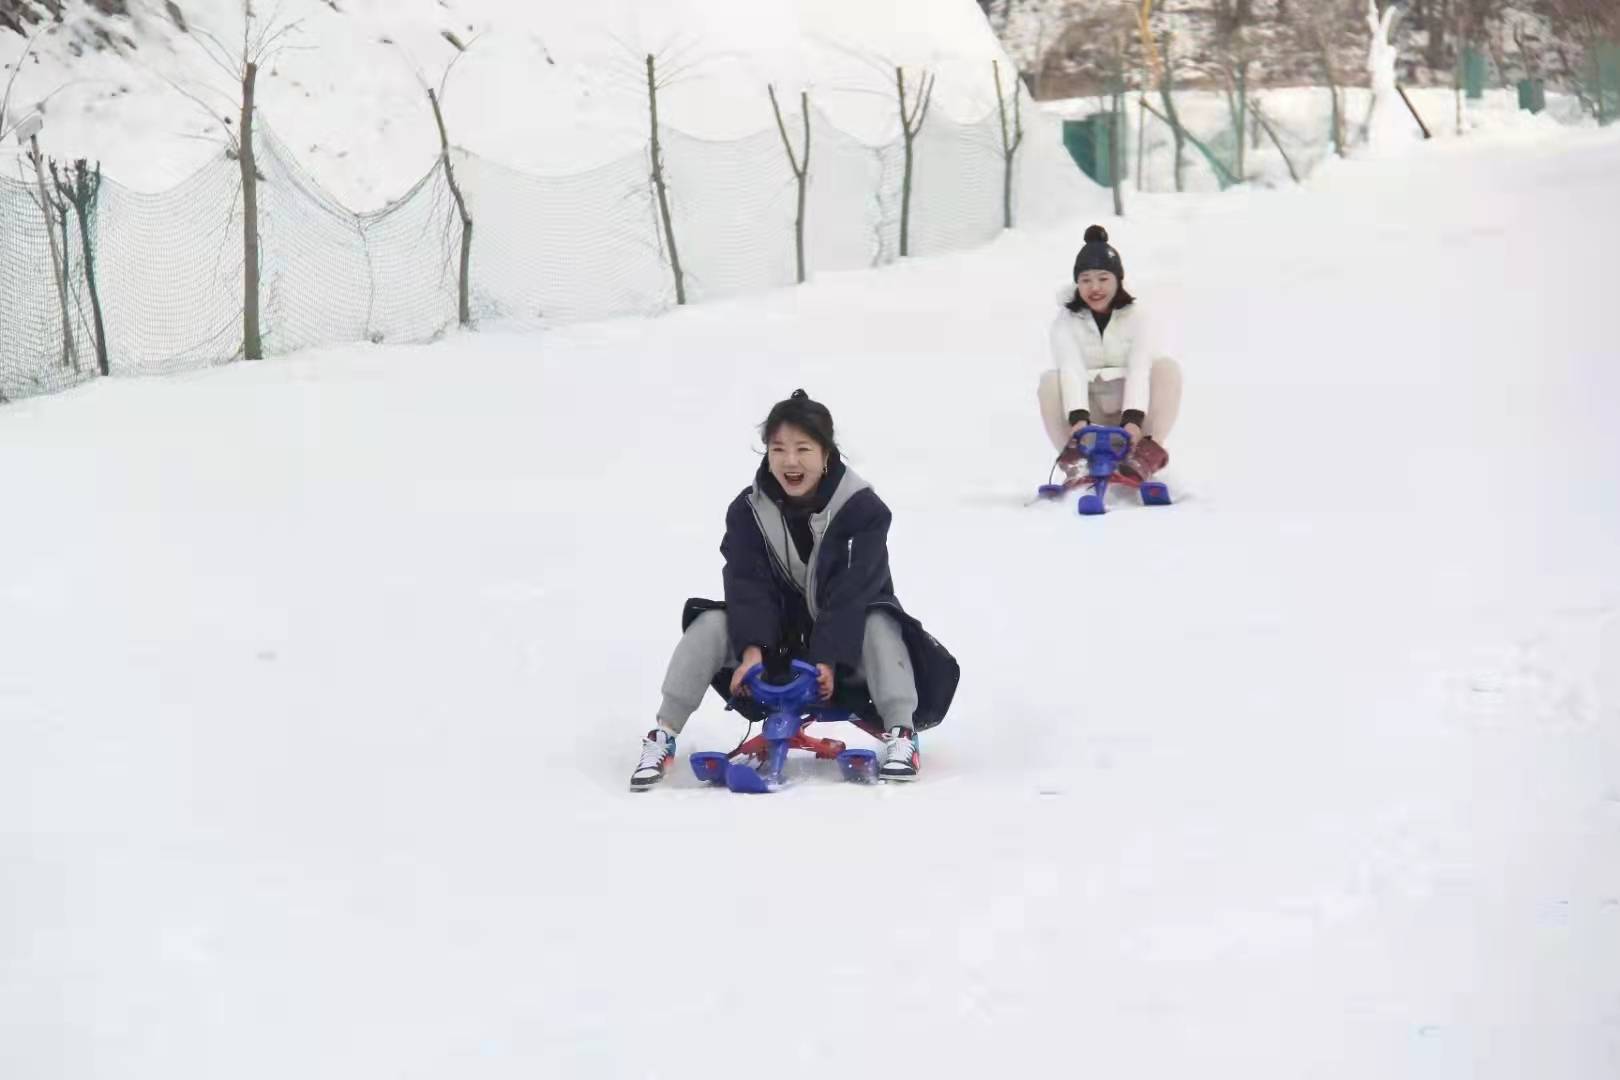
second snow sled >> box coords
[1036,424,1171,515]
[689,661,881,793]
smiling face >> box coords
[1076,269,1119,313]
[766,422,828,499]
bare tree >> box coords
[1409,0,1457,72]
[1212,1,1256,179]
[992,60,1024,229]
[1106,30,1127,214]
[1135,93,1146,191]
[4,22,86,372]
[1249,98,1302,181]
[0,20,49,140]
[768,85,811,284]
[1013,0,1083,99]
[51,158,110,375]
[1302,12,1354,156]
[1543,0,1620,45]
[1454,0,1508,85]
[163,3,304,361]
[1158,34,1189,190]
[405,33,481,328]
[1543,0,1620,119]
[895,65,935,259]
[645,51,686,305]
[426,86,473,327]
[1512,20,1543,83]
[1131,2,1193,191]
[1453,2,1467,131]
[16,126,78,371]
[239,56,263,358]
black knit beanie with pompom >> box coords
[1072,224,1124,280]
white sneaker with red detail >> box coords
[880,726,920,781]
[629,729,677,791]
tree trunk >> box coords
[647,54,685,306]
[240,60,262,360]
[993,60,1023,230]
[1250,98,1301,182]
[1141,98,1238,187]
[896,67,934,259]
[1236,64,1248,177]
[30,137,76,371]
[899,68,913,258]
[428,87,474,327]
[768,84,810,283]
[1159,75,1187,191]
[794,93,808,283]
[1425,0,1451,70]
[69,162,108,375]
[1317,31,1346,157]
[1110,88,1124,216]
[1135,93,1145,191]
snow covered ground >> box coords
[2,123,1618,1078]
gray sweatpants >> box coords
[655,609,919,734]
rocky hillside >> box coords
[979,0,1615,99]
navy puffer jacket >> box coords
[682,459,958,731]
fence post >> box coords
[240,61,263,360]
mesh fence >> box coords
[95,160,243,375]
[458,150,669,325]
[1126,90,1340,193]
[0,169,98,399]
[1,103,1095,405]
[257,127,461,352]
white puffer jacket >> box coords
[1048,286,1159,420]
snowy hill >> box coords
[2,118,1617,1078]
[3,0,1021,208]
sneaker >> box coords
[629,729,676,791]
[880,726,920,781]
[1119,436,1169,482]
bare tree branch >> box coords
[158,72,241,151]
[437,33,484,99]
[0,21,51,137]
[192,24,246,81]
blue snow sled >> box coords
[1036,424,1171,515]
[688,661,881,793]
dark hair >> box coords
[761,389,840,462]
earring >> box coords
[822,463,829,475]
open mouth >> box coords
[782,470,806,487]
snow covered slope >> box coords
[1,125,1617,1078]
[2,0,1018,207]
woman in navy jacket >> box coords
[630,390,958,790]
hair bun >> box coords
[791,389,809,401]
[1083,224,1109,244]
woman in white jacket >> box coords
[1038,225,1182,481]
